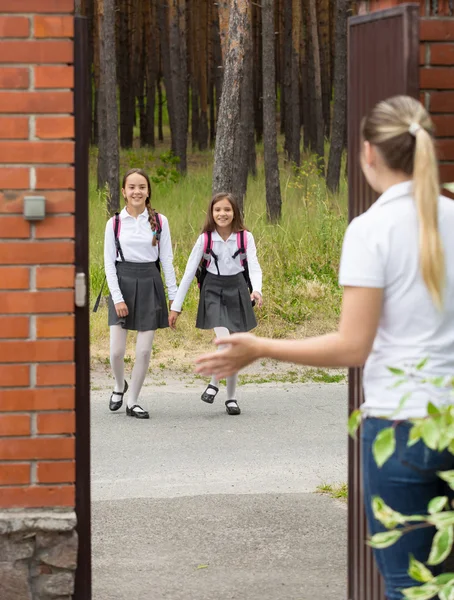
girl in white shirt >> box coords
[196,96,454,598]
[104,168,177,419]
[169,192,263,415]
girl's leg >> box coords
[213,327,240,412]
[362,418,452,599]
[110,325,128,392]
[127,330,155,409]
[203,326,231,399]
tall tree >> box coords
[290,0,301,165]
[96,0,119,212]
[309,0,325,170]
[262,0,282,222]
[327,0,348,192]
[212,0,250,195]
[318,0,332,138]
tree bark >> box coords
[318,0,332,138]
[309,0,325,170]
[96,0,119,213]
[262,0,282,222]
[217,0,230,64]
[198,0,209,150]
[326,0,348,192]
[289,0,301,165]
[283,0,292,158]
[212,0,250,195]
[159,0,176,153]
[118,0,134,148]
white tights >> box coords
[110,325,155,408]
[209,326,238,401]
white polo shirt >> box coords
[339,181,454,419]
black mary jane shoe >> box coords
[201,384,219,404]
[225,400,241,416]
[126,404,150,419]
[109,380,128,412]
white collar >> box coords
[211,230,236,242]
[375,181,413,207]
[120,206,148,219]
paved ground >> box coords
[90,377,348,600]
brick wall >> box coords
[0,0,75,509]
[365,0,454,186]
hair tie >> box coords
[408,122,421,137]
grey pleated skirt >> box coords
[196,272,257,332]
[108,261,169,331]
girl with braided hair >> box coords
[104,168,177,419]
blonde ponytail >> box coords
[413,128,444,309]
[362,95,445,309]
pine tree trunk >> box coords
[118,0,134,148]
[159,1,176,153]
[198,0,209,150]
[217,0,230,64]
[144,0,157,147]
[318,0,332,138]
[97,0,119,213]
[326,0,348,192]
[283,0,292,159]
[262,0,282,222]
[252,4,263,143]
[158,77,164,142]
[212,0,250,195]
[290,0,301,165]
[309,0,325,170]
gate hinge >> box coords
[75,272,87,308]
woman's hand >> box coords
[168,310,180,330]
[115,302,128,318]
[251,291,263,308]
[195,333,264,379]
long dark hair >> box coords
[201,192,246,233]
[122,168,159,246]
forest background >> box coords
[75,0,360,378]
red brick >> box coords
[0,464,30,485]
[0,365,29,387]
[0,92,72,114]
[0,191,75,215]
[36,266,74,289]
[37,364,75,386]
[34,16,73,39]
[0,41,73,64]
[36,117,74,139]
[0,241,74,264]
[432,115,454,138]
[430,44,454,65]
[0,68,29,89]
[35,216,75,239]
[0,267,29,290]
[0,142,74,165]
[0,17,29,38]
[37,461,75,484]
[419,44,426,66]
[437,140,454,161]
[36,168,74,190]
[430,91,454,112]
[440,163,454,184]
[0,0,74,11]
[0,388,74,412]
[420,68,454,90]
[0,291,73,314]
[0,415,30,437]
[0,168,29,190]
[36,316,74,338]
[38,412,75,435]
[35,66,74,90]
[0,216,30,238]
[420,19,454,41]
[0,118,29,140]
[0,486,74,509]
[0,316,29,338]
[0,340,73,363]
[0,438,74,460]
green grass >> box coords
[316,483,348,502]
[89,143,348,370]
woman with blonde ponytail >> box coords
[196,96,454,598]
[103,168,177,419]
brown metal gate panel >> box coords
[347,5,419,600]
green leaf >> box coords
[428,496,448,514]
[431,376,447,388]
[408,554,435,583]
[196,564,209,569]
[421,418,440,450]
[435,574,454,585]
[372,496,407,528]
[428,512,454,529]
[388,366,406,376]
[428,526,454,565]
[401,583,442,599]
[439,584,454,600]
[369,529,402,549]
[348,409,362,439]
[391,392,412,418]
[438,471,454,490]
[443,182,454,193]
[416,357,429,371]
[373,427,396,468]
[428,402,441,417]
[408,423,423,447]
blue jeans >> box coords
[362,417,454,600]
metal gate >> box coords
[347,4,419,600]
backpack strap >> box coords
[202,231,212,267]
[154,212,163,244]
[233,230,248,266]
[113,213,125,262]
